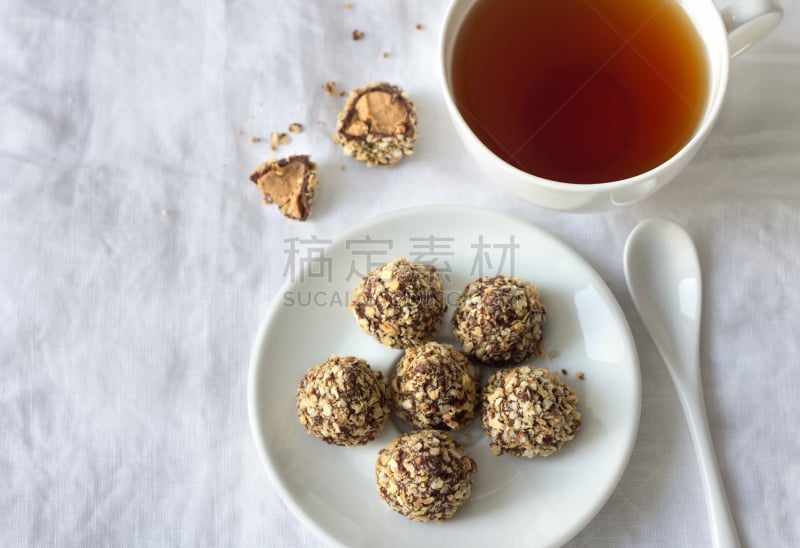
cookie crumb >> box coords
[561,368,568,375]
[324,81,337,96]
[416,23,424,31]
[548,350,560,359]
[339,164,346,171]
[160,209,169,217]
[237,128,244,136]
[249,136,262,144]
[576,371,586,380]
[343,2,352,9]
[381,51,389,59]
[352,29,365,40]
[270,131,290,151]
[288,123,303,134]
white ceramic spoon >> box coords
[624,218,740,548]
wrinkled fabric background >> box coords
[1,1,798,546]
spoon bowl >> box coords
[624,218,740,548]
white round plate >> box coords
[248,205,640,548]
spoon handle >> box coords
[673,373,741,548]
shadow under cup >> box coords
[440,0,730,212]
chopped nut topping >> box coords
[297,355,390,446]
[451,275,546,367]
[482,366,581,458]
[375,430,477,521]
[248,155,318,221]
[391,342,481,430]
[352,29,365,40]
[334,82,418,167]
[349,258,446,348]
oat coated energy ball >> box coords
[333,81,418,167]
[391,342,481,430]
[296,355,390,447]
[451,275,546,367]
[349,258,447,349]
[375,429,477,522]
[482,366,581,457]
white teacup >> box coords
[440,0,783,213]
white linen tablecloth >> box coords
[2,1,798,546]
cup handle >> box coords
[721,0,783,58]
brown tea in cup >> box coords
[450,0,710,184]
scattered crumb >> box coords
[576,371,586,380]
[352,29,365,41]
[339,164,346,171]
[343,2,352,8]
[237,128,244,136]
[249,136,262,144]
[288,123,303,134]
[315,120,326,127]
[270,131,290,151]
[561,368,568,376]
[324,81,337,96]
[416,23,424,31]
[548,350,560,359]
[160,209,169,217]
[339,91,347,97]
[381,51,389,59]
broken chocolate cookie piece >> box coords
[249,155,318,221]
[333,82,418,167]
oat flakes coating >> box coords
[451,275,546,367]
[349,258,446,349]
[333,82,418,167]
[482,366,581,457]
[375,429,477,522]
[391,342,481,430]
[296,355,390,446]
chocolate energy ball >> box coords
[482,366,581,457]
[375,429,477,522]
[391,342,481,430]
[333,81,418,167]
[249,155,318,221]
[451,275,546,367]
[349,258,446,349]
[296,355,390,447]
